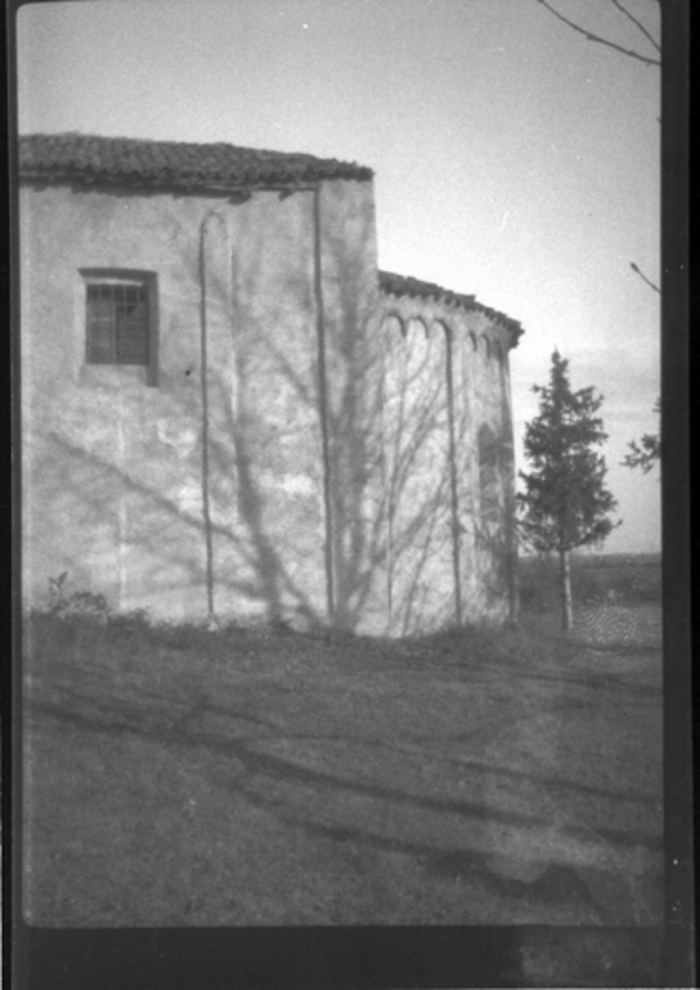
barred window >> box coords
[81,270,158,385]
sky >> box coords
[15,0,662,553]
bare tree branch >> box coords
[609,0,661,54]
[536,0,661,66]
[630,262,661,294]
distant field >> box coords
[574,553,661,569]
[518,552,662,614]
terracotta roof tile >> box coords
[19,133,373,192]
[379,270,523,345]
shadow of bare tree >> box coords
[23,614,663,928]
[25,190,519,635]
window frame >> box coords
[80,269,159,386]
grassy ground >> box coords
[22,562,662,928]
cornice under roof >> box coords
[379,270,524,345]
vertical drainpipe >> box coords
[312,185,335,623]
[198,215,216,624]
[445,325,463,627]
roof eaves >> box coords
[378,270,524,346]
[18,133,374,192]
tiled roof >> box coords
[379,270,524,345]
[18,133,373,192]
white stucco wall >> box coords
[21,177,382,626]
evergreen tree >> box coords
[517,350,620,631]
[622,396,661,474]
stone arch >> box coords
[381,311,407,339]
[381,314,408,403]
[405,315,430,340]
[380,310,453,634]
[403,317,431,383]
[430,317,451,341]
[433,317,462,623]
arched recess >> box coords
[476,337,490,414]
[429,319,451,343]
[403,316,430,383]
[380,313,406,354]
[434,318,463,624]
[380,312,408,631]
[380,312,408,492]
[407,315,430,338]
[495,335,518,619]
[380,313,408,395]
[476,421,513,616]
[383,313,453,634]
[478,423,501,530]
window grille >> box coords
[81,270,158,385]
[87,283,149,365]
